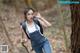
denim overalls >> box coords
[26,21,52,53]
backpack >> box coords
[20,20,43,39]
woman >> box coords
[20,8,52,53]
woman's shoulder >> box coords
[20,20,26,26]
[33,17,39,23]
[34,19,40,25]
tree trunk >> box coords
[24,0,33,7]
[70,3,80,53]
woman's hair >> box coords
[24,8,36,20]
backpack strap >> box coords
[20,20,30,39]
[34,20,43,34]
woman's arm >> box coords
[38,17,52,27]
[20,26,28,43]
[35,12,52,27]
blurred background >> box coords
[0,0,71,53]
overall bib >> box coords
[26,21,51,53]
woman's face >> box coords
[26,9,34,21]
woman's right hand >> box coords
[21,38,28,43]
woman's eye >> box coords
[27,13,33,15]
[28,14,30,15]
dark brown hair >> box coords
[24,8,36,20]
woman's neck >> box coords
[27,20,34,25]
